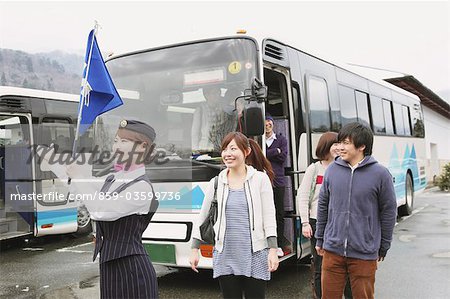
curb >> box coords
[424,186,440,193]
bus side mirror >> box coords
[241,78,267,136]
[243,101,264,136]
[252,77,267,102]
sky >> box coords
[1,1,449,101]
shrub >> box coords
[436,163,450,191]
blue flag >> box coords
[77,29,123,136]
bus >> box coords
[0,86,93,240]
[90,35,426,269]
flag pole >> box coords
[73,21,99,157]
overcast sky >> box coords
[1,1,449,101]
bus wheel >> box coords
[75,206,92,235]
[398,174,414,217]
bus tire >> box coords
[398,174,414,217]
[75,206,92,235]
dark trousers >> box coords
[218,275,266,299]
[310,219,352,299]
[322,250,376,299]
[273,186,289,247]
[99,254,158,299]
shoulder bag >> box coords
[199,176,219,245]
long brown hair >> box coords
[246,139,274,184]
[221,132,274,184]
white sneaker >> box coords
[276,247,284,257]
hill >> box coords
[0,48,83,94]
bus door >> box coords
[263,64,304,259]
[34,116,78,236]
[0,113,34,239]
[263,39,310,260]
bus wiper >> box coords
[191,159,224,170]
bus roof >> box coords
[107,35,420,103]
[0,86,79,102]
[261,37,421,103]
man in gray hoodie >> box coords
[315,122,397,299]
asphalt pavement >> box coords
[1,187,449,298]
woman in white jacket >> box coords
[189,132,279,299]
[297,131,352,299]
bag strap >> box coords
[308,162,319,209]
[212,176,218,203]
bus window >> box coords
[45,99,78,115]
[41,118,72,153]
[411,103,425,137]
[0,116,30,146]
[370,96,385,134]
[402,105,412,136]
[292,82,306,136]
[329,89,341,132]
[355,91,370,127]
[264,68,288,117]
[338,85,357,126]
[382,99,394,135]
[308,76,330,132]
[393,103,405,135]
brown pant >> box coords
[322,250,377,299]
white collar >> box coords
[348,157,366,170]
[266,132,277,141]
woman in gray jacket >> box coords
[189,132,279,299]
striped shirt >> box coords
[213,188,270,280]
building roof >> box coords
[384,75,450,119]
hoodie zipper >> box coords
[217,183,226,241]
[246,181,255,231]
[344,167,355,257]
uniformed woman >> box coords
[42,120,159,298]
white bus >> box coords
[0,86,93,240]
[92,35,426,268]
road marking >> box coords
[22,248,44,251]
[57,242,92,253]
[399,235,416,242]
[432,252,450,258]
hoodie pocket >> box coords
[348,213,376,254]
[325,212,347,247]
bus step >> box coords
[0,230,32,241]
[0,217,18,234]
[279,252,296,262]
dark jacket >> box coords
[93,213,152,263]
[266,133,288,187]
[93,196,159,263]
[315,156,397,260]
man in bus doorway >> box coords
[265,114,291,256]
[315,122,397,299]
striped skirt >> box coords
[99,254,158,299]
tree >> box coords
[46,77,54,90]
[436,163,450,191]
[413,119,424,138]
[25,57,33,72]
[1,72,6,85]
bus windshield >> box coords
[96,38,258,182]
